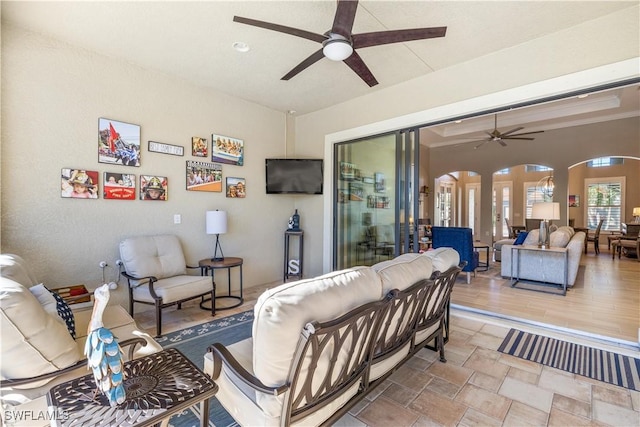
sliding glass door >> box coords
[334,130,419,270]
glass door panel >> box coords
[334,134,396,270]
[492,181,512,240]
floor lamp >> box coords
[531,202,560,249]
[206,210,227,261]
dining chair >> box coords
[585,219,605,254]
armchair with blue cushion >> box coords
[430,226,479,284]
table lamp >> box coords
[531,202,560,249]
[634,207,640,223]
[206,210,227,261]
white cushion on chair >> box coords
[0,256,80,382]
[119,235,188,281]
[131,275,213,304]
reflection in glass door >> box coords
[466,183,481,240]
[334,131,419,270]
[492,182,512,239]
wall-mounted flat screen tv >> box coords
[265,158,323,194]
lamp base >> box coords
[211,234,225,263]
[538,220,550,249]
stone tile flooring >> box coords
[337,309,640,426]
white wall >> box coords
[1,24,298,307]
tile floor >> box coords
[335,310,640,426]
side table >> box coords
[47,348,217,427]
[473,242,490,271]
[199,257,244,313]
[510,245,568,296]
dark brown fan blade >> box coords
[343,51,378,87]
[281,49,326,81]
[352,27,446,49]
[233,16,326,43]
[506,130,545,137]
[498,139,508,147]
[499,127,524,137]
[474,139,490,149]
[501,137,535,140]
[331,0,359,38]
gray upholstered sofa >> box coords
[204,248,462,426]
[0,254,161,426]
[500,227,586,287]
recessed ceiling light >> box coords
[455,120,462,123]
[232,42,250,53]
[577,94,589,99]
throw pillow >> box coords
[28,283,59,317]
[513,231,529,245]
[50,290,76,339]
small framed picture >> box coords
[98,118,141,166]
[349,182,364,201]
[569,195,580,207]
[226,177,246,198]
[192,137,208,157]
[212,134,244,166]
[140,175,168,201]
[104,172,136,200]
[61,169,98,199]
[186,160,222,192]
[340,162,356,180]
[374,172,385,193]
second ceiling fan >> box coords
[472,114,544,149]
[233,0,447,87]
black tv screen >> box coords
[265,159,323,194]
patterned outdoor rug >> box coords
[498,328,640,391]
[157,310,254,427]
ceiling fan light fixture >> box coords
[232,41,250,53]
[322,37,353,61]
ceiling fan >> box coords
[233,0,446,87]
[472,114,544,149]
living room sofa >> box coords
[204,248,462,426]
[0,254,161,426]
[499,227,586,287]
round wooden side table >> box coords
[198,257,243,313]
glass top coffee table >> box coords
[47,348,217,427]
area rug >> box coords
[498,328,640,391]
[157,310,254,427]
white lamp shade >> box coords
[206,210,227,234]
[531,202,560,221]
[633,207,640,217]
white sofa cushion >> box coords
[0,259,80,381]
[550,228,572,248]
[119,235,187,280]
[423,247,460,273]
[252,266,382,416]
[372,253,433,293]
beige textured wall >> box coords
[1,24,297,307]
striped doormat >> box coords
[498,328,640,391]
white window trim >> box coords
[584,176,626,231]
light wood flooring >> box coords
[133,247,640,427]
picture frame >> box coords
[186,161,222,192]
[61,169,99,199]
[140,175,168,201]
[98,118,141,166]
[363,176,374,185]
[226,177,246,198]
[103,172,136,200]
[569,194,580,207]
[192,137,208,157]
[148,140,184,156]
[340,162,356,180]
[349,182,364,201]
[374,172,385,193]
[212,134,244,166]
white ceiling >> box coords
[3,0,637,118]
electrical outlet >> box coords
[174,214,181,224]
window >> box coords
[524,182,547,218]
[525,164,553,172]
[495,168,510,175]
[587,157,624,168]
[585,177,625,231]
